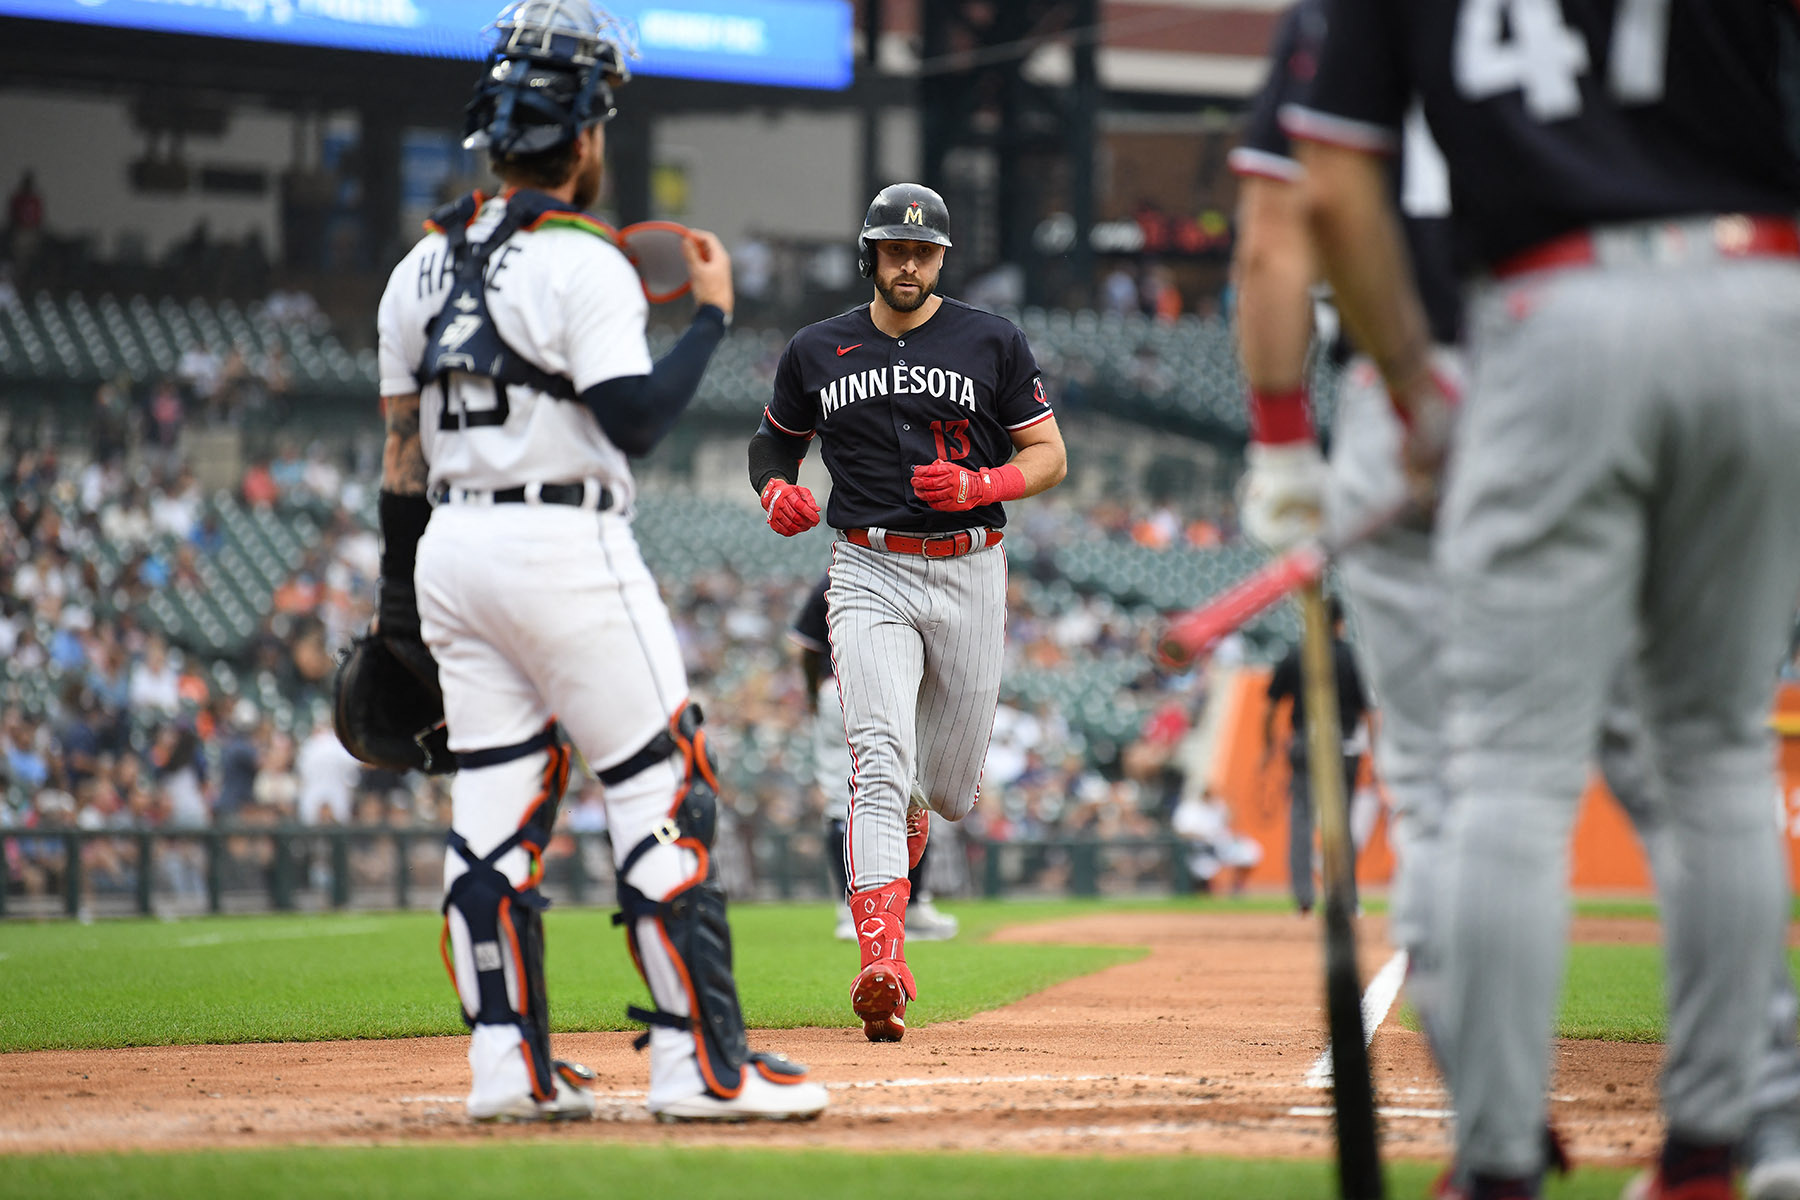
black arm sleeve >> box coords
[577,304,727,457]
[747,412,810,496]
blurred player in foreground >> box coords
[1279,0,1800,1195]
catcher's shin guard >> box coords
[611,704,808,1096]
[440,722,572,1103]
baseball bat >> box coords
[1298,581,1383,1200]
[1156,499,1412,666]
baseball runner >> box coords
[748,184,1066,1041]
[1284,1,1800,1195]
[789,572,960,942]
[369,0,825,1123]
[1232,5,1800,1196]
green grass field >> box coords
[1,895,1773,1198]
[4,1143,1646,1200]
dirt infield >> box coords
[0,911,1664,1163]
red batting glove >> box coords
[911,460,1027,512]
[760,478,820,537]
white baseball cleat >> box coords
[468,1060,598,1123]
[833,901,856,941]
[649,1068,829,1123]
[907,896,959,941]
[1745,1107,1800,1200]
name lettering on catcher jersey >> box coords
[820,365,978,418]
[415,243,522,301]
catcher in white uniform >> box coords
[371,0,825,1124]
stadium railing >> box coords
[0,826,1199,918]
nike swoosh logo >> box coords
[837,344,863,356]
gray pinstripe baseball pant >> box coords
[826,534,1006,891]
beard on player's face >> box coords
[874,248,942,313]
[571,130,604,210]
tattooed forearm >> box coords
[381,394,428,495]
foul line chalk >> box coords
[1304,948,1409,1089]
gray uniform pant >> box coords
[826,535,1006,891]
[1325,314,1800,1176]
[1435,248,1800,1174]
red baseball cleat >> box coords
[851,959,914,1042]
[848,878,916,1042]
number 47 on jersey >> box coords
[1456,0,1670,120]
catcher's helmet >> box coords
[464,0,637,157]
[857,183,953,278]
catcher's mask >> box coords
[464,0,638,157]
[857,182,953,278]
[333,636,456,775]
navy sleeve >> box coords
[765,340,816,438]
[578,305,726,456]
[1280,0,1408,153]
[1227,1,1316,182]
[788,576,831,653]
[994,325,1053,431]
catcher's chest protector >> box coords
[417,190,598,415]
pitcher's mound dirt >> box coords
[0,911,1663,1162]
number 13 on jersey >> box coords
[931,419,972,461]
[1455,0,1670,120]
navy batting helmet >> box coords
[464,1,637,158]
[857,183,953,278]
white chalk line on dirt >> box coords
[826,1072,1205,1091]
[1303,949,1409,1089]
[1286,1105,1453,1121]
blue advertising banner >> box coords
[2,0,853,89]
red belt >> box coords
[845,528,1002,558]
[1493,214,1800,280]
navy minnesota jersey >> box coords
[1233,0,1463,345]
[766,298,1053,533]
[1286,0,1800,269]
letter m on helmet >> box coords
[902,203,925,226]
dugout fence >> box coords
[0,827,1205,919]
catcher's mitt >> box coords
[333,634,456,774]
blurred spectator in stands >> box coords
[263,288,320,329]
[1130,502,1181,550]
[1171,787,1262,894]
[128,634,182,717]
[253,729,299,817]
[150,721,209,827]
[190,510,224,557]
[965,263,1024,312]
[213,700,262,822]
[213,347,253,422]
[151,466,202,540]
[144,375,185,461]
[5,709,51,793]
[260,344,293,421]
[177,340,221,409]
[1102,265,1140,317]
[296,713,358,826]
[6,170,44,276]
[90,382,132,465]
[734,235,772,323]
[1141,263,1183,324]
[100,480,154,550]
[241,456,280,509]
[300,441,342,502]
[270,439,306,496]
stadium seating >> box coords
[6,288,1344,441]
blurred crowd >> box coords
[1,427,1261,906]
